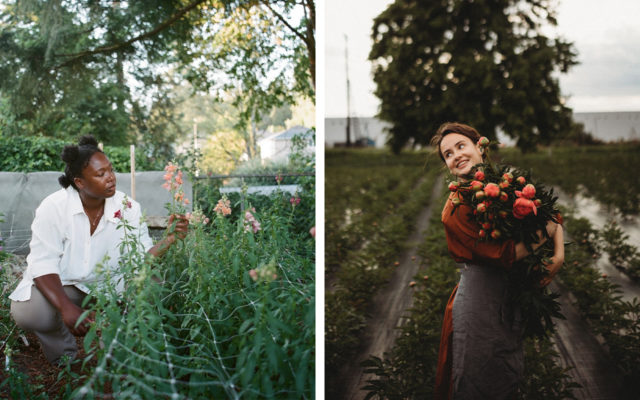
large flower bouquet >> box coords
[448,139,564,338]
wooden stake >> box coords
[130,144,136,200]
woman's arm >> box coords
[33,274,93,336]
[514,220,559,261]
[147,214,190,258]
[540,225,565,286]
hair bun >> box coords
[78,135,99,147]
[60,145,80,163]
[58,174,72,188]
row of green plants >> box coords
[497,144,640,215]
[361,188,579,399]
[325,149,436,278]
[559,211,640,397]
[325,149,440,398]
[0,169,315,398]
[0,136,166,172]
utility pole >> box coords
[345,34,352,147]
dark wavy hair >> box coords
[430,122,486,162]
[58,135,103,190]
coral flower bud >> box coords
[448,181,460,192]
[474,170,485,181]
[516,176,526,185]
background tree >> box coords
[0,0,314,156]
[369,0,577,152]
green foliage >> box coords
[0,136,165,172]
[369,0,577,152]
[325,149,440,397]
[558,212,640,396]
[0,0,314,154]
[600,220,640,280]
[517,338,580,400]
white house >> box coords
[258,125,314,162]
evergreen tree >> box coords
[369,0,577,152]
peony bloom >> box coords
[483,183,500,198]
[474,170,485,181]
[470,180,484,191]
[513,197,537,219]
[521,184,536,199]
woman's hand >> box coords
[540,224,565,287]
[167,214,190,242]
[148,214,190,258]
[61,303,94,336]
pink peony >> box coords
[470,180,484,191]
[513,198,537,219]
[521,184,536,199]
[483,183,500,198]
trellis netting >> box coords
[70,196,314,399]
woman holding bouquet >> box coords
[432,122,565,399]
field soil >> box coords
[338,175,444,400]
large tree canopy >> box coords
[369,0,577,152]
[0,0,314,151]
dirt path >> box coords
[551,281,624,400]
[338,175,444,400]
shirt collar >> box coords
[67,186,122,224]
[67,187,85,215]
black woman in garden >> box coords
[9,135,189,365]
[431,122,565,399]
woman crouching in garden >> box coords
[431,122,565,399]
[9,135,189,366]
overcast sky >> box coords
[324,0,640,118]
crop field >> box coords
[0,177,315,399]
[326,145,640,399]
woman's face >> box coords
[440,133,483,178]
[74,152,117,199]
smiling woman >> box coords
[8,135,189,366]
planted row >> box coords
[325,150,439,397]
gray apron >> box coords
[452,263,524,399]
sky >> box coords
[324,0,640,118]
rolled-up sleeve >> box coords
[27,201,64,278]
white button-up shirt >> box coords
[9,187,153,301]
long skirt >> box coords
[435,263,524,400]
